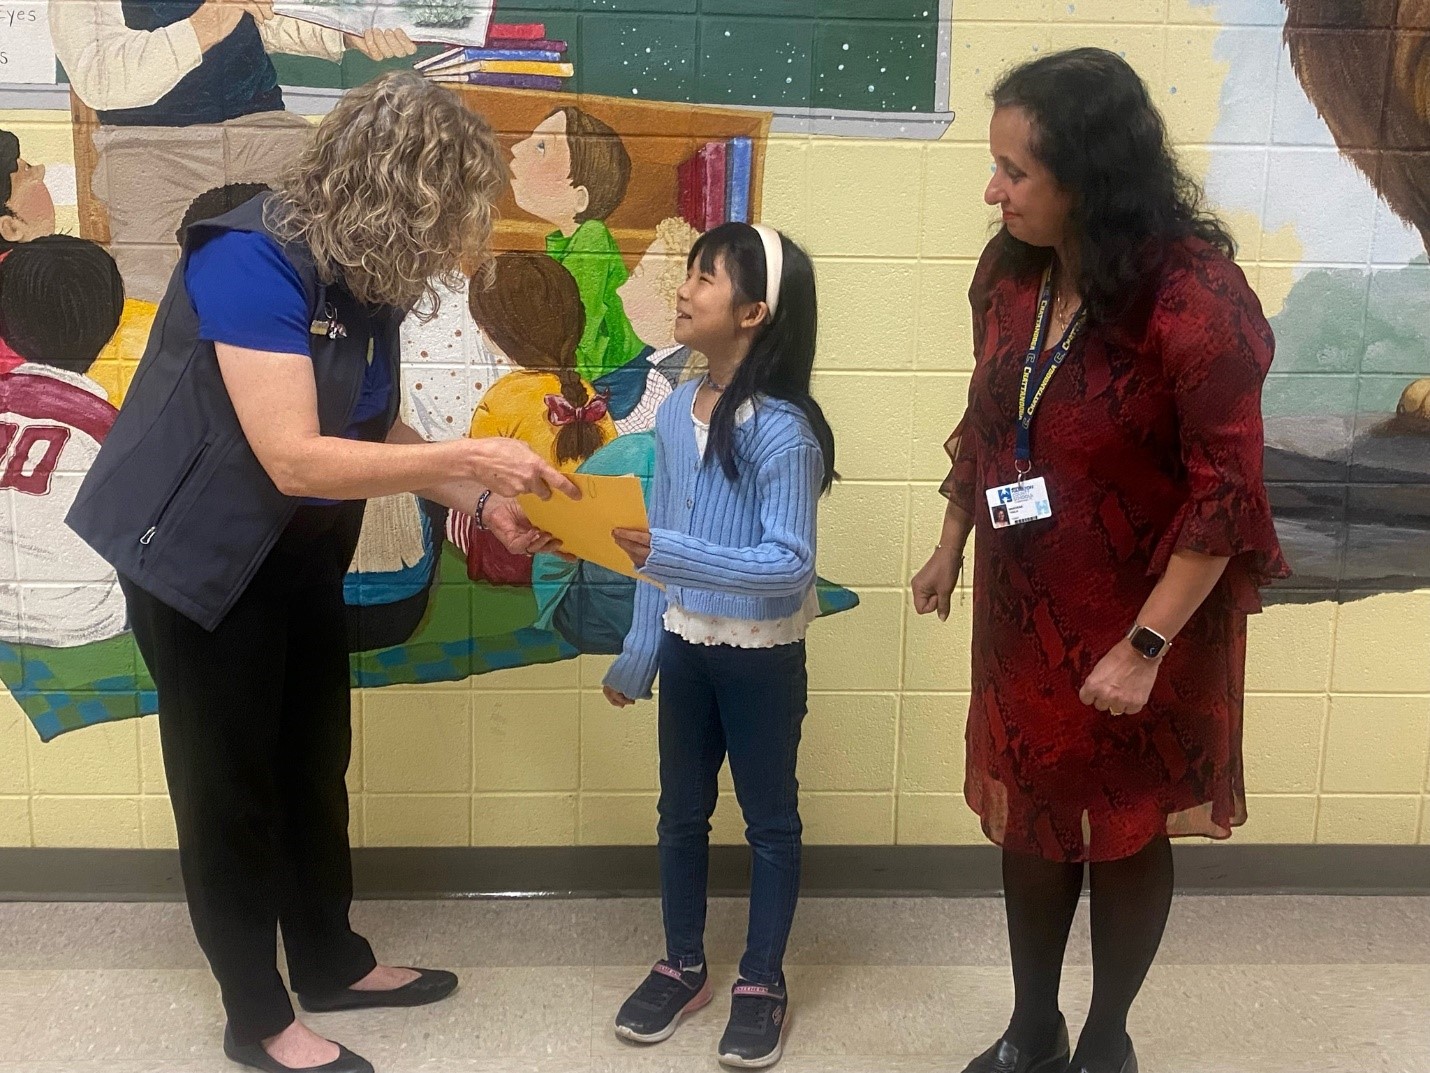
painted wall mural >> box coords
[1236,0,1430,601]
[0,0,1426,749]
[2,2,903,742]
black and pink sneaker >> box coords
[717,979,789,1068]
[614,959,712,1044]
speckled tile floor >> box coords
[0,895,1425,1073]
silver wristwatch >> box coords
[1125,623,1171,660]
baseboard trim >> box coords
[2,844,1428,901]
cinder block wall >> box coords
[2,0,1427,852]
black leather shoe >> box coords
[1073,1036,1137,1073]
[960,1014,1071,1073]
[223,1025,374,1073]
[297,967,459,1013]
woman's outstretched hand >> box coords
[460,438,580,501]
[911,546,962,622]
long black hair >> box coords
[990,47,1236,324]
[692,222,835,493]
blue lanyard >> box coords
[1016,265,1087,468]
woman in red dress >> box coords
[911,48,1289,1073]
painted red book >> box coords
[697,141,727,231]
[677,141,733,232]
[487,23,546,41]
[485,38,567,52]
[677,152,703,232]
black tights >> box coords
[1002,836,1174,1072]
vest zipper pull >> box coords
[140,526,157,546]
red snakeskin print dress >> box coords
[942,238,1290,863]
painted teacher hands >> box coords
[344,28,417,60]
[190,0,274,51]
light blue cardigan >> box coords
[603,378,825,700]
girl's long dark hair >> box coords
[990,47,1236,324]
[693,222,835,493]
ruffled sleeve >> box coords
[938,413,979,511]
[1148,248,1291,612]
[939,243,999,513]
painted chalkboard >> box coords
[272,0,944,113]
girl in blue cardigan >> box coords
[603,222,834,1069]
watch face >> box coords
[1131,627,1166,658]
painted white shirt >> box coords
[613,344,687,436]
[0,365,127,648]
[50,0,345,114]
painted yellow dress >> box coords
[467,370,616,471]
[460,370,616,586]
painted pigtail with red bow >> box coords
[544,390,610,427]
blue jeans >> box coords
[656,630,807,987]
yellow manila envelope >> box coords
[517,473,651,581]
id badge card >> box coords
[985,477,1053,529]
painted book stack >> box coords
[676,136,754,233]
[416,22,574,91]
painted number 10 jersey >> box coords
[0,365,128,648]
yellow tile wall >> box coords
[4,0,1428,852]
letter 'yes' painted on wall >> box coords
[0,4,56,84]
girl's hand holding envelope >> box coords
[517,474,653,580]
[611,528,651,569]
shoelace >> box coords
[631,965,691,1010]
[727,991,780,1034]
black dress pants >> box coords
[121,502,376,1044]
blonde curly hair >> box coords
[266,72,506,315]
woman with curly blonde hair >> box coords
[67,72,577,1073]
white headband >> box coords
[751,223,784,319]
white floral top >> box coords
[662,398,819,648]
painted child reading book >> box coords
[509,106,645,384]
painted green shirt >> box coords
[546,219,645,383]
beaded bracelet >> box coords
[474,490,492,531]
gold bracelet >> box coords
[935,544,966,569]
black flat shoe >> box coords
[297,967,459,1013]
[1073,1036,1137,1073]
[223,1025,374,1073]
[960,1014,1071,1073]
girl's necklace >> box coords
[704,372,728,393]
